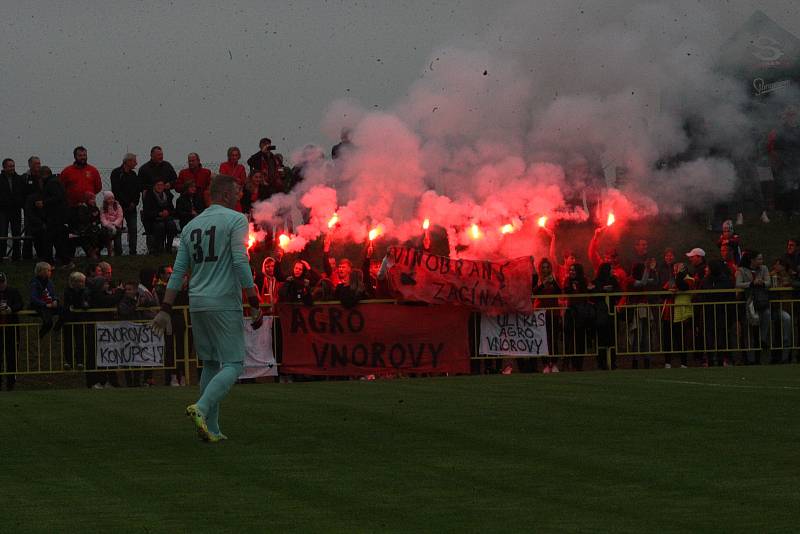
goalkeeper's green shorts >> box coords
[190,310,245,363]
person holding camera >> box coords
[246,137,283,189]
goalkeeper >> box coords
[152,174,263,443]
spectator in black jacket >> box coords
[138,146,177,191]
[246,138,283,187]
[21,156,43,259]
[110,153,142,255]
[68,191,102,260]
[782,238,800,274]
[175,180,205,229]
[335,269,366,308]
[0,158,27,261]
[41,167,72,267]
[141,179,177,254]
[0,272,24,391]
[241,170,272,215]
[278,260,316,305]
[86,275,123,388]
[24,172,49,262]
[61,271,90,373]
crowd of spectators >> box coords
[0,138,304,266]
[1,120,800,388]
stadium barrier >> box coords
[1,288,798,386]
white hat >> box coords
[685,247,705,258]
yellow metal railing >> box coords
[2,289,799,386]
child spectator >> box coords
[99,191,124,256]
[62,271,90,372]
[117,280,156,386]
[664,263,696,368]
[153,265,187,386]
[29,262,64,337]
[69,191,102,260]
[86,274,123,388]
[717,219,742,265]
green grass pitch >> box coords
[2,367,799,533]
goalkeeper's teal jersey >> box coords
[167,204,254,311]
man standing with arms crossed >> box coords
[151,174,262,443]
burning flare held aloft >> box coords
[327,213,339,229]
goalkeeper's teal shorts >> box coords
[190,310,245,363]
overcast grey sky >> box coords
[1,0,798,173]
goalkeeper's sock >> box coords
[196,361,243,429]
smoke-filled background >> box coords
[2,1,799,260]
[251,1,800,259]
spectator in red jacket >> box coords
[59,146,102,208]
[219,147,246,212]
[219,146,247,188]
[175,152,211,196]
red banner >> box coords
[279,303,471,376]
[385,246,534,314]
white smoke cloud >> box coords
[253,1,776,260]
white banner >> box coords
[96,321,165,367]
[479,312,549,356]
[241,316,278,378]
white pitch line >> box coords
[649,379,800,391]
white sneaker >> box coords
[736,212,744,226]
[170,375,180,387]
[680,364,688,369]
[104,381,115,389]
[542,364,551,374]
[761,211,770,223]
[92,382,104,390]
[551,364,560,373]
[179,376,187,387]
[664,363,672,369]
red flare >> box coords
[606,213,616,227]
[422,218,430,230]
[327,213,339,229]
[500,223,514,235]
[247,232,257,250]
[368,228,380,241]
[470,224,481,240]
[537,216,548,228]
[278,234,290,250]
